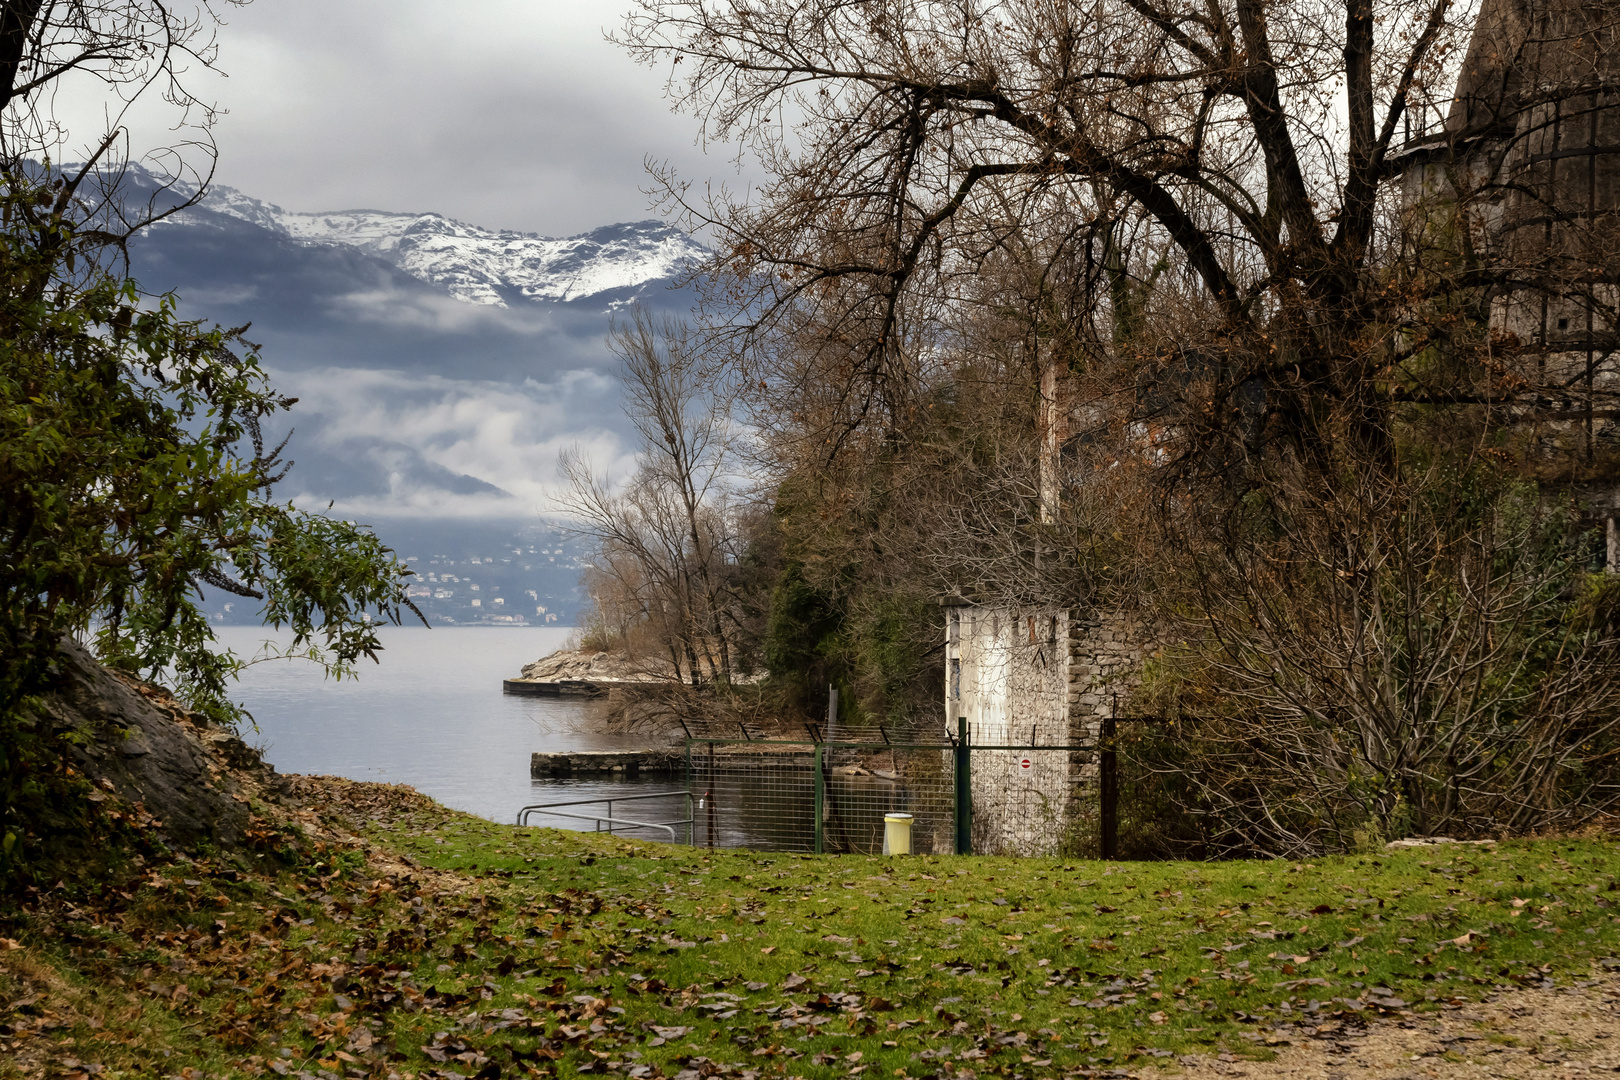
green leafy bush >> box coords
[0,172,420,880]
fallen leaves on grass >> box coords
[8,774,1620,1080]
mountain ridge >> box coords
[174,181,707,308]
[113,170,699,625]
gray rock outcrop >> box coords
[504,648,677,697]
[35,637,289,852]
[517,648,671,685]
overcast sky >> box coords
[191,0,733,237]
[49,1,748,522]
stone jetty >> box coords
[529,749,684,777]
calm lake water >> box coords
[214,626,677,826]
[214,626,930,852]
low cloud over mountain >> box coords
[129,179,700,519]
[122,178,702,625]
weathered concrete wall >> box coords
[947,604,1071,743]
[945,603,1149,855]
[948,604,1071,855]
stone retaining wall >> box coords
[529,749,683,777]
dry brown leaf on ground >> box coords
[1148,976,1620,1080]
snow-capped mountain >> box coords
[197,183,707,307]
[122,170,705,624]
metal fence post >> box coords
[706,741,716,849]
[1100,715,1118,860]
[813,741,825,855]
[954,716,972,855]
[684,740,693,845]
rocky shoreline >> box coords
[501,647,671,696]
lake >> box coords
[215,626,934,852]
[214,626,675,825]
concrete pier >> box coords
[503,678,608,697]
[529,749,683,777]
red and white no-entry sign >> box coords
[1019,757,1033,770]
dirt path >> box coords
[1155,977,1620,1079]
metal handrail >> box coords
[515,789,694,844]
[685,737,956,750]
[519,807,683,841]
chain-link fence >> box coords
[518,727,1126,856]
[684,740,958,854]
[680,723,1110,856]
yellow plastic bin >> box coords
[883,813,914,855]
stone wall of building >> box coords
[946,603,1072,854]
[945,602,1150,855]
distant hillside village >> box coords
[399,546,576,627]
[206,524,590,628]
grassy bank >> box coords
[4,780,1620,1080]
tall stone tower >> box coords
[1405,0,1620,493]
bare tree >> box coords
[616,0,1620,849]
[618,311,741,682]
[558,310,745,685]
[1,1,250,255]
[628,0,1473,462]
[1129,461,1620,854]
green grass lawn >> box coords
[372,804,1620,1076]
[6,786,1620,1080]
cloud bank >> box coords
[269,366,639,520]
